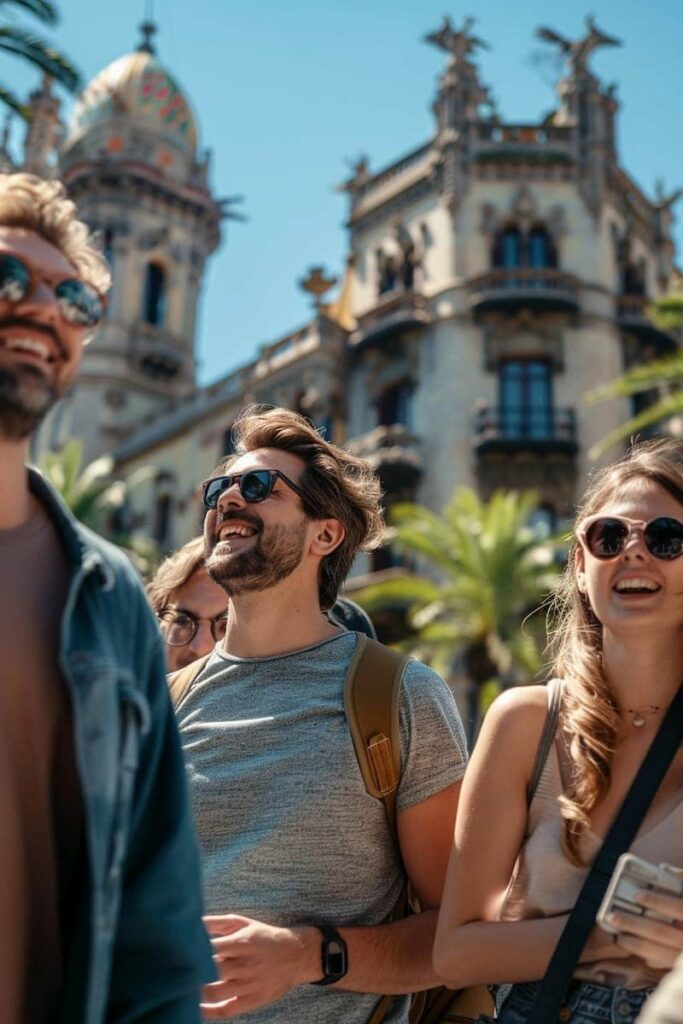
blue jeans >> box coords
[495,980,654,1024]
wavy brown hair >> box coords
[0,173,111,294]
[548,438,683,864]
[217,406,384,610]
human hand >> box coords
[608,890,683,971]
[582,923,633,963]
[200,914,321,1019]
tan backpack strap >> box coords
[343,634,410,842]
[168,653,212,708]
[526,678,565,807]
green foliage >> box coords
[356,487,561,687]
[586,291,683,457]
[0,0,80,122]
[38,439,158,578]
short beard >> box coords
[0,363,59,440]
[206,520,307,597]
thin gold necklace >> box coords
[625,703,661,728]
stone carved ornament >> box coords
[479,189,568,239]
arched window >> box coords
[492,226,522,269]
[528,226,556,269]
[143,262,166,326]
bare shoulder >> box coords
[476,684,550,760]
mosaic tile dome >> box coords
[70,49,198,154]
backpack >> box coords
[168,633,494,1024]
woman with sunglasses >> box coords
[433,439,683,1024]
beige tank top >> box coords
[498,683,683,990]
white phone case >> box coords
[596,853,683,934]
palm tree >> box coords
[0,0,80,120]
[587,291,683,457]
[355,487,561,736]
[38,438,158,577]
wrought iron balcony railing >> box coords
[468,268,579,314]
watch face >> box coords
[327,940,345,976]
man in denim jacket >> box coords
[0,173,214,1023]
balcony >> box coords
[350,289,431,348]
[131,326,187,382]
[468,269,579,315]
[616,296,678,355]
[347,423,423,492]
[474,406,578,455]
[471,122,575,166]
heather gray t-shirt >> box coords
[177,631,467,1023]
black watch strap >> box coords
[312,924,348,986]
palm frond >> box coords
[0,0,58,25]
[588,391,683,459]
[586,354,683,403]
[0,80,28,118]
[0,27,80,90]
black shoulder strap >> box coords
[528,681,683,1024]
[526,679,564,807]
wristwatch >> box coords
[312,924,348,986]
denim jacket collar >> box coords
[27,466,115,590]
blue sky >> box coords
[4,0,682,383]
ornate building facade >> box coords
[22,18,681,573]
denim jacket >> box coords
[28,469,215,1023]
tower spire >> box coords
[137,19,157,54]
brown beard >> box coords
[205,518,308,596]
[0,362,60,440]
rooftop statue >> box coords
[536,15,621,75]
[423,15,489,63]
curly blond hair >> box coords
[217,405,384,609]
[0,173,110,294]
[548,438,683,864]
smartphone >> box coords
[596,853,683,934]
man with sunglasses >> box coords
[0,174,213,1023]
[175,405,467,1023]
[149,536,377,673]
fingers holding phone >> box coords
[597,854,683,971]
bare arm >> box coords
[433,687,629,989]
[201,780,461,1018]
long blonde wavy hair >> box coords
[548,438,683,864]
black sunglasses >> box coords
[0,251,106,328]
[577,515,683,561]
[202,468,306,509]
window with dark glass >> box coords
[493,226,523,269]
[499,360,553,440]
[528,226,556,269]
[154,493,172,547]
[376,380,414,428]
[143,262,166,326]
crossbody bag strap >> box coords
[526,679,564,807]
[527,680,683,1024]
[168,652,212,708]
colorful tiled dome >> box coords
[69,47,197,154]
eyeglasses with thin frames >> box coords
[159,608,228,646]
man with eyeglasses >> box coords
[174,405,467,1023]
[148,537,229,671]
[0,173,213,1023]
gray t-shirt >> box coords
[178,631,467,1023]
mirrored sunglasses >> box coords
[202,468,305,509]
[577,515,683,561]
[0,251,106,327]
